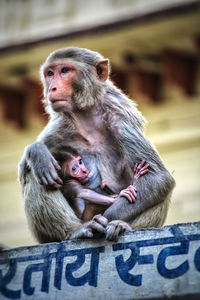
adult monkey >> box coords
[18,47,175,243]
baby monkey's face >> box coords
[63,156,90,184]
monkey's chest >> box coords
[75,125,126,191]
[78,126,106,147]
[86,132,106,147]
[86,140,126,192]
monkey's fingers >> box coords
[134,163,138,173]
[140,163,149,172]
[83,228,93,238]
[43,169,63,187]
[106,224,117,241]
[53,174,63,185]
[38,175,48,186]
[49,167,63,185]
[49,161,63,183]
[112,225,125,241]
[127,185,137,198]
[120,190,136,203]
[134,160,145,176]
[106,224,125,241]
[127,191,136,203]
[52,158,61,171]
[138,160,145,167]
[133,163,149,182]
[49,158,63,185]
[137,160,145,171]
[93,214,108,228]
[87,215,108,235]
[90,221,106,234]
[45,173,56,186]
[139,169,149,175]
[120,185,137,202]
[137,163,149,175]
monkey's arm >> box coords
[104,172,171,223]
[117,160,149,203]
[20,142,63,187]
[103,129,175,223]
[78,189,115,206]
[63,180,115,206]
[19,165,109,242]
[62,180,114,210]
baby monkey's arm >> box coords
[119,160,149,203]
[78,189,115,206]
[62,179,115,206]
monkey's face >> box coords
[42,50,110,113]
[43,61,77,112]
[64,156,90,184]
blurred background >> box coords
[0,0,199,248]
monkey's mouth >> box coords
[51,98,68,104]
[80,176,90,184]
[81,172,93,184]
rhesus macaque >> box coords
[18,47,175,243]
[51,145,149,222]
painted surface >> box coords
[0,222,200,299]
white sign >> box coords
[0,222,200,299]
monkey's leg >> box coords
[130,196,171,230]
[23,172,109,242]
[23,172,82,243]
[104,194,170,241]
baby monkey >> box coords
[51,146,149,221]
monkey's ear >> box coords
[95,59,109,81]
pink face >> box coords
[65,156,90,184]
[43,61,77,112]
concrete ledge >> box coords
[0,222,200,299]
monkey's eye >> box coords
[72,166,77,172]
[79,159,83,165]
[47,70,54,76]
[61,67,70,74]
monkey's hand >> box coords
[106,220,132,241]
[119,185,137,203]
[26,142,63,188]
[71,215,108,239]
[133,160,149,185]
[85,214,108,237]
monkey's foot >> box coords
[106,220,132,241]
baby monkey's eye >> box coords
[72,166,77,171]
[79,159,83,165]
